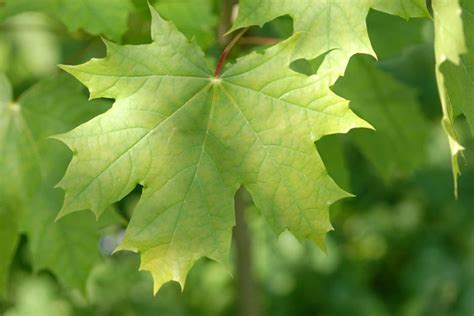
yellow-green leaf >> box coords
[57,7,370,292]
[432,0,468,194]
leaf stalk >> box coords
[215,27,249,78]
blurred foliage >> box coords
[0,1,473,316]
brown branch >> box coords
[234,188,262,316]
[239,36,281,46]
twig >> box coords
[239,36,281,46]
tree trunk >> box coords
[234,188,262,316]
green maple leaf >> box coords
[54,0,133,41]
[442,0,474,132]
[0,75,113,292]
[57,7,370,292]
[367,10,428,60]
[371,0,429,18]
[0,0,133,41]
[436,0,474,190]
[153,0,217,50]
[24,188,122,293]
[334,56,431,180]
[231,0,429,77]
[432,0,468,193]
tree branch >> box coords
[234,188,262,316]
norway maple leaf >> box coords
[0,74,113,292]
[57,7,370,292]
[334,56,431,180]
[0,0,133,41]
[441,0,474,135]
[231,0,429,77]
[432,0,470,192]
[153,0,217,49]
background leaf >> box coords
[0,75,115,292]
[334,55,431,181]
[0,0,133,41]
